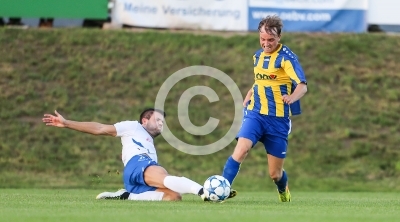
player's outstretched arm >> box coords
[42,110,117,136]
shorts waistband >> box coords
[137,153,150,159]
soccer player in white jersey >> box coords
[42,108,226,201]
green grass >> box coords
[1,28,400,191]
[1,189,399,222]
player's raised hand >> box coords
[42,110,66,127]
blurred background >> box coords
[0,0,399,32]
[1,0,400,192]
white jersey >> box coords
[114,121,158,166]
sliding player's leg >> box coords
[145,165,239,201]
[126,153,203,196]
[96,152,201,201]
[143,165,203,196]
[96,188,181,201]
[128,188,181,201]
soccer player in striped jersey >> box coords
[43,108,234,201]
[222,15,308,202]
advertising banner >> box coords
[113,0,248,31]
[248,0,368,32]
[368,0,400,25]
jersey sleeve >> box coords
[281,56,307,85]
[114,121,139,137]
[253,49,263,66]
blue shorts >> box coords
[236,109,291,158]
[123,154,159,194]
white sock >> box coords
[128,191,164,201]
[163,176,203,195]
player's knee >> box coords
[162,192,182,201]
[144,165,169,188]
[232,140,252,161]
[232,147,248,160]
[269,171,282,182]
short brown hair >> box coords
[258,15,283,36]
[139,108,166,124]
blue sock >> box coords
[275,171,288,193]
[222,156,241,186]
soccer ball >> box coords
[203,175,231,202]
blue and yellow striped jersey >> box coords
[247,44,307,117]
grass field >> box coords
[1,189,399,222]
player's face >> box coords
[259,27,281,54]
[143,112,164,137]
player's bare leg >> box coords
[156,188,182,201]
[224,138,252,183]
[127,188,182,201]
[231,138,253,162]
[143,165,204,197]
[121,188,182,201]
[267,154,291,202]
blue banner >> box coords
[248,8,367,32]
